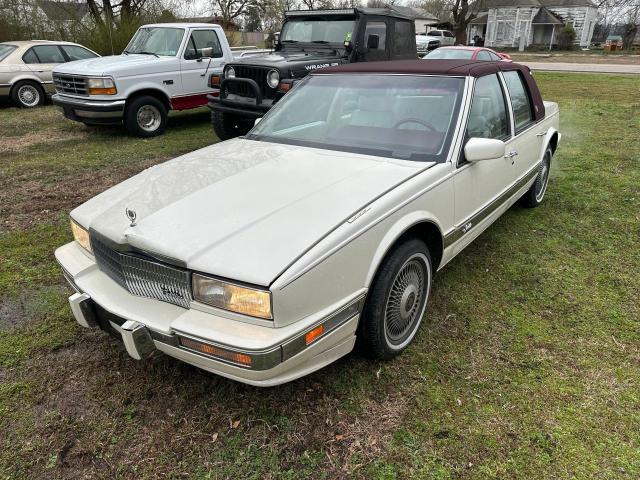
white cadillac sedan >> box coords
[56,59,560,386]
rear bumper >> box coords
[56,241,363,386]
[52,94,125,124]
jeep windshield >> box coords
[124,27,184,56]
[247,74,464,162]
[280,19,354,44]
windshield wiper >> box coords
[311,40,330,44]
[123,50,129,55]
[281,40,299,43]
[137,51,159,57]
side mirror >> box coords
[201,47,213,58]
[254,117,262,126]
[366,34,380,50]
[464,137,506,162]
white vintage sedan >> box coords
[56,59,560,386]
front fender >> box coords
[365,211,443,286]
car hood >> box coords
[232,48,348,76]
[53,54,176,77]
[72,139,430,286]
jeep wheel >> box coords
[11,81,44,108]
[124,95,167,137]
[211,110,253,141]
[360,238,432,360]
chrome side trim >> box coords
[443,163,540,248]
[281,294,365,361]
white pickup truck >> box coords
[52,23,238,137]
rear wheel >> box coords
[360,238,432,360]
[211,110,253,141]
[11,80,44,108]
[520,147,552,208]
[124,95,167,137]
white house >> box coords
[468,0,598,49]
[393,6,440,35]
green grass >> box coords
[0,73,639,479]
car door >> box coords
[443,31,456,45]
[362,20,388,61]
[22,45,66,93]
[501,70,541,181]
[452,73,514,252]
[180,28,225,103]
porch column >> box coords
[550,24,555,51]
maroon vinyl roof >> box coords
[316,59,546,120]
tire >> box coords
[211,110,253,141]
[124,95,167,137]
[520,146,552,208]
[360,238,432,360]
[11,80,44,108]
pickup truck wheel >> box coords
[11,81,44,108]
[520,147,552,208]
[125,96,167,137]
[360,238,432,360]
[211,110,253,141]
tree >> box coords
[622,4,640,50]
[214,0,253,28]
[450,0,482,45]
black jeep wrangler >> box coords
[207,7,417,140]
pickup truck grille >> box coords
[53,73,88,96]
[91,235,192,309]
[227,65,275,100]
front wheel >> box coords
[520,147,552,208]
[124,95,167,137]
[360,238,432,360]
[211,110,253,141]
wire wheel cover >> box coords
[18,85,39,106]
[535,153,550,202]
[384,255,428,345]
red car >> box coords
[424,46,512,62]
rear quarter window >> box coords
[503,70,534,132]
[0,44,17,62]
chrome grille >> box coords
[91,235,192,309]
[53,73,88,96]
[227,65,275,99]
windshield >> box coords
[248,74,465,162]
[280,19,354,44]
[0,44,17,62]
[125,27,184,56]
[426,48,474,60]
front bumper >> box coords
[207,77,283,118]
[56,241,364,386]
[52,93,125,125]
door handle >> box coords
[536,131,547,137]
[504,151,518,158]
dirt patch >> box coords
[0,296,28,331]
[0,157,167,231]
[0,130,88,154]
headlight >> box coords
[70,219,92,253]
[192,274,272,319]
[225,66,235,78]
[266,70,279,89]
[87,77,117,95]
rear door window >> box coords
[503,70,534,132]
[31,45,66,63]
[392,20,413,58]
[476,50,492,61]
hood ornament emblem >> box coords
[125,208,137,227]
